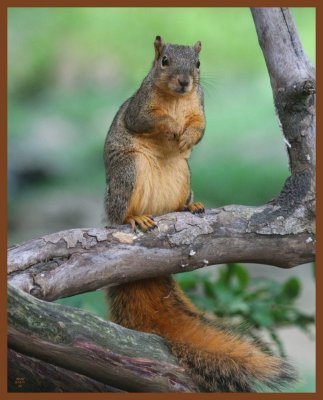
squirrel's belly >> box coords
[127,152,190,217]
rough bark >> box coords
[8,285,199,392]
[8,207,315,301]
[251,7,315,227]
[8,349,125,392]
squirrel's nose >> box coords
[178,78,189,87]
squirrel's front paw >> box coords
[178,132,193,153]
[179,127,202,152]
[125,215,157,232]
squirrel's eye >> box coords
[161,56,169,67]
[196,60,200,69]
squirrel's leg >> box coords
[107,148,158,232]
[105,154,142,227]
[106,158,157,231]
[179,190,205,214]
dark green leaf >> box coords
[281,277,301,300]
[177,274,198,290]
[232,264,250,292]
[250,303,274,327]
[203,280,217,297]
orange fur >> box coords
[150,90,204,134]
[126,138,190,216]
[125,90,204,219]
[109,278,283,383]
[185,113,205,127]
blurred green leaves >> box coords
[282,277,301,300]
[176,264,315,357]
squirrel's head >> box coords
[152,36,201,96]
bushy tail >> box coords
[170,333,296,392]
[107,276,297,392]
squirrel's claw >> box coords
[178,137,192,153]
[183,202,205,214]
[127,218,137,231]
[125,215,157,232]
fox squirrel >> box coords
[103,36,296,392]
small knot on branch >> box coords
[281,79,316,103]
[302,80,316,94]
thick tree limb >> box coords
[8,285,200,392]
[8,349,125,392]
[8,205,315,301]
[251,8,315,211]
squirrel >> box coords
[103,36,297,392]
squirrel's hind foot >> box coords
[183,202,205,214]
[125,215,157,232]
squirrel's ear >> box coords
[194,41,202,54]
[154,35,165,60]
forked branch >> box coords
[8,7,315,393]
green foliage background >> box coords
[8,7,315,392]
[8,7,315,222]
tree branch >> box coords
[251,7,315,208]
[8,349,125,392]
[8,285,199,392]
[8,204,315,301]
